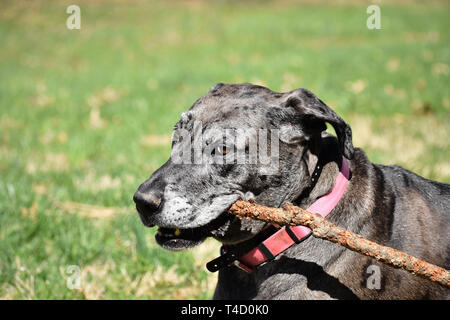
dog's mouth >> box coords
[155,212,234,251]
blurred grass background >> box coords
[0,0,448,299]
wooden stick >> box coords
[228,199,450,288]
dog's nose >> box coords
[134,161,169,226]
[133,190,162,224]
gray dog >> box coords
[133,83,449,299]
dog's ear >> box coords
[281,88,354,159]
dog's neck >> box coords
[294,136,343,209]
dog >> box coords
[133,83,449,299]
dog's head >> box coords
[133,83,353,251]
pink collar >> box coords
[207,157,350,273]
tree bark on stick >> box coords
[228,199,450,288]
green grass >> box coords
[0,0,449,299]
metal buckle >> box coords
[233,260,254,273]
[206,248,237,272]
[206,246,254,273]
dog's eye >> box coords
[172,132,183,145]
[216,145,228,155]
[211,145,229,156]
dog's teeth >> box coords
[174,228,181,236]
[236,191,244,199]
[244,191,255,201]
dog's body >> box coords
[134,83,449,299]
[214,147,450,299]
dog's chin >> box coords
[154,213,235,251]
